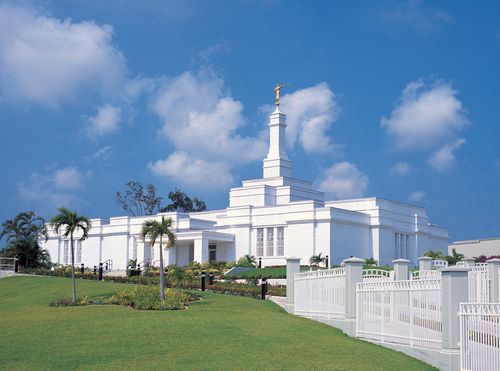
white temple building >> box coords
[42,91,448,270]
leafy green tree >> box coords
[237,254,256,267]
[140,216,176,301]
[365,257,377,266]
[160,188,207,213]
[0,211,50,268]
[424,250,445,260]
[116,181,163,216]
[50,208,92,304]
[444,248,464,265]
[309,253,325,267]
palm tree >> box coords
[424,250,445,260]
[309,253,325,267]
[50,207,92,304]
[140,216,176,301]
[445,248,464,265]
[1,211,49,268]
[365,257,377,266]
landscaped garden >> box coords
[0,276,435,370]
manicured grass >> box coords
[0,277,435,370]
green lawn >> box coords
[0,276,435,370]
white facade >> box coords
[449,237,500,258]
[41,106,448,269]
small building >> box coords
[449,237,500,258]
[41,95,448,269]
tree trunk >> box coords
[159,234,165,302]
[70,232,76,304]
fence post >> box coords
[487,258,500,303]
[441,267,469,369]
[392,259,409,280]
[286,257,301,313]
[344,257,364,336]
[462,257,475,268]
[418,256,432,271]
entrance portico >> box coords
[168,230,235,266]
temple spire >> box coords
[263,84,292,178]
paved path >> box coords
[268,295,286,309]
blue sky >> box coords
[0,0,499,242]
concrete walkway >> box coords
[268,295,286,309]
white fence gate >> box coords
[356,279,442,349]
[294,268,346,319]
[459,303,500,371]
[468,268,490,303]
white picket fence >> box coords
[468,268,490,303]
[356,279,442,349]
[410,270,442,281]
[294,268,346,319]
[459,303,500,371]
[362,268,393,282]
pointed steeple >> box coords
[263,107,291,178]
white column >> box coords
[441,267,469,350]
[487,258,500,303]
[344,257,364,337]
[392,259,409,281]
[167,246,177,266]
[344,257,365,318]
[418,256,432,271]
[194,237,209,263]
[462,257,475,268]
[286,257,301,313]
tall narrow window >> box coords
[76,240,82,263]
[132,237,138,260]
[257,228,264,256]
[277,227,284,256]
[395,233,400,259]
[209,244,217,262]
[266,228,274,256]
[405,234,409,259]
[63,240,69,264]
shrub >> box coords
[49,296,92,307]
[106,285,193,310]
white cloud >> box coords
[381,79,469,172]
[279,82,341,153]
[0,3,126,108]
[408,190,426,203]
[150,69,267,187]
[148,151,234,189]
[379,0,452,32]
[17,166,86,210]
[83,105,121,139]
[53,167,83,190]
[427,138,465,171]
[389,162,411,176]
[90,146,113,161]
[316,162,369,200]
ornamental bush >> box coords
[106,286,193,310]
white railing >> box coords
[456,261,465,267]
[0,257,16,271]
[432,259,448,268]
[410,270,442,280]
[459,303,500,371]
[356,279,442,350]
[294,268,346,319]
[363,268,393,282]
[468,270,490,303]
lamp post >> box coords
[201,271,206,291]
